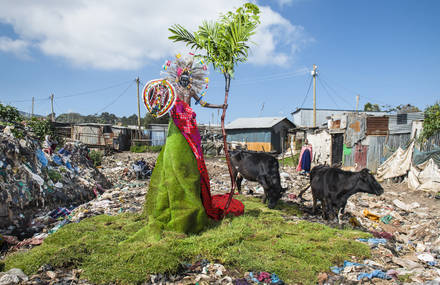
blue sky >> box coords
[0,0,439,125]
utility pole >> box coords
[312,64,318,127]
[50,94,54,122]
[31,97,34,118]
[356,94,360,112]
[136,77,141,137]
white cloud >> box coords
[0,0,313,70]
[248,6,314,65]
[276,0,293,7]
[0,36,30,58]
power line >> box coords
[317,76,340,109]
[318,75,353,108]
[2,79,133,103]
[94,81,135,114]
[56,79,133,99]
[208,69,308,88]
[318,71,389,106]
[299,76,313,109]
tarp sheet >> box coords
[413,147,440,166]
[408,158,440,191]
[376,141,414,181]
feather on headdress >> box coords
[161,54,209,99]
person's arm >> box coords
[191,92,227,109]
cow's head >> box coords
[358,168,384,195]
[263,171,286,209]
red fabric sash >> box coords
[171,98,243,220]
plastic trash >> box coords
[417,253,435,263]
[357,269,391,280]
[363,209,380,221]
[331,260,364,274]
[358,238,387,245]
[36,149,48,167]
[379,214,393,224]
[52,155,63,165]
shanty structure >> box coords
[291,108,388,128]
[300,111,429,172]
[71,123,140,150]
[225,117,295,153]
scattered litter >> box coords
[363,209,380,222]
[357,269,391,280]
[357,238,387,246]
[393,199,420,211]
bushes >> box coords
[89,150,103,167]
[420,102,440,141]
[130,145,162,153]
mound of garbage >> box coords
[0,127,110,238]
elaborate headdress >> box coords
[161,53,209,104]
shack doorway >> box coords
[331,133,344,165]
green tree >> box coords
[396,104,420,113]
[0,103,23,123]
[144,113,169,127]
[364,102,381,112]
[169,3,260,193]
[420,102,440,141]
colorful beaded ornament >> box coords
[143,79,177,118]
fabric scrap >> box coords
[357,270,391,280]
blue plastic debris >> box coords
[52,155,62,165]
[65,161,73,170]
[357,269,391,280]
[357,238,387,245]
[330,260,364,274]
[36,149,48,167]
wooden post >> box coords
[136,77,141,137]
[312,64,317,127]
[50,94,54,122]
[31,97,34,118]
[356,94,360,111]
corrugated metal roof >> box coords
[226,117,293,129]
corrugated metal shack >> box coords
[71,123,139,150]
[146,124,168,146]
[330,112,424,172]
[291,108,388,128]
[226,117,295,153]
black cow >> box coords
[303,166,384,224]
[229,150,286,209]
[297,164,330,201]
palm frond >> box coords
[168,24,202,50]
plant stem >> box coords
[221,72,235,213]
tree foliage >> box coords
[395,104,420,113]
[169,3,260,79]
[363,102,381,112]
[420,102,440,141]
[0,103,23,123]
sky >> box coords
[0,0,439,125]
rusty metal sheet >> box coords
[366,116,389,135]
[354,143,368,170]
[344,113,366,147]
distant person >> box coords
[43,135,57,155]
[296,139,313,175]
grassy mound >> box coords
[4,197,370,284]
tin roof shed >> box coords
[225,117,295,153]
